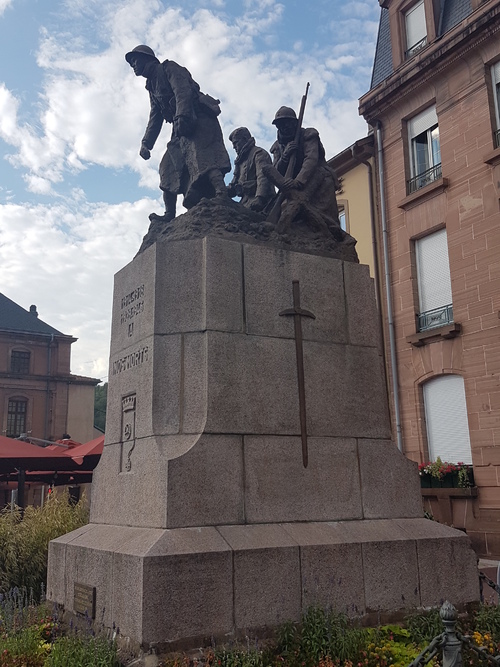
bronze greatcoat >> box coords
[141,60,230,209]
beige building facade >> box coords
[0,293,99,444]
[359,0,500,555]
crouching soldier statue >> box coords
[227,127,275,213]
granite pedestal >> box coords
[47,236,479,648]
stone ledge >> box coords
[406,322,461,346]
[483,146,500,166]
[421,487,478,498]
[398,177,449,210]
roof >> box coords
[0,292,64,337]
[370,0,473,89]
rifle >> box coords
[267,82,310,230]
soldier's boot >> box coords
[148,191,177,224]
[207,169,228,198]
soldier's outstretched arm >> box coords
[141,96,164,152]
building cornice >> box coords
[359,1,500,121]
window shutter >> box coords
[423,375,472,464]
[492,61,500,85]
[405,1,426,49]
[415,228,452,312]
[408,106,438,139]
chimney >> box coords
[29,305,38,317]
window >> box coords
[6,399,27,437]
[415,229,453,331]
[338,204,348,232]
[407,106,441,193]
[423,375,472,464]
[491,62,500,147]
[10,350,30,374]
[405,0,427,59]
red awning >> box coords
[0,436,79,473]
[65,435,104,466]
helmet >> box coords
[229,127,251,143]
[272,106,297,125]
[125,45,157,64]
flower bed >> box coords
[418,457,474,488]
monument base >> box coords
[48,517,478,649]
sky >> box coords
[0,0,380,383]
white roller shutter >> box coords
[405,1,426,50]
[408,106,438,139]
[492,61,500,85]
[415,228,452,312]
[492,62,500,128]
[423,375,472,464]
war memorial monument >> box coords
[47,46,479,651]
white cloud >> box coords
[0,0,12,17]
[0,197,155,379]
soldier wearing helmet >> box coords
[266,105,343,239]
[227,127,275,212]
[125,45,230,225]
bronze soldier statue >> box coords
[227,127,275,212]
[125,45,231,224]
[264,106,343,239]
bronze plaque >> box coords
[73,582,96,618]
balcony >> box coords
[407,163,442,194]
[418,304,453,332]
[405,36,427,59]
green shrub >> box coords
[47,634,119,667]
[0,491,88,596]
[276,607,368,667]
[472,604,500,642]
[405,607,443,644]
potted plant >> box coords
[418,458,474,488]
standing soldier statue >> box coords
[125,45,231,225]
[227,127,275,213]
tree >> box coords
[94,382,107,431]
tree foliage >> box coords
[94,383,107,432]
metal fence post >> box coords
[441,601,462,667]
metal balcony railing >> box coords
[494,128,500,149]
[407,163,442,194]
[417,304,453,332]
[405,36,427,59]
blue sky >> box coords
[0,0,380,381]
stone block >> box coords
[394,518,479,606]
[362,539,420,611]
[344,262,381,349]
[106,335,155,445]
[282,523,365,616]
[90,437,167,528]
[243,244,347,344]
[151,335,183,436]
[217,524,301,629]
[110,243,156,356]
[416,536,480,606]
[166,434,244,528]
[243,437,362,523]
[205,237,244,332]
[358,440,423,519]
[141,527,233,645]
[305,344,391,439]
[205,332,300,434]
[182,333,208,434]
[155,239,205,334]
